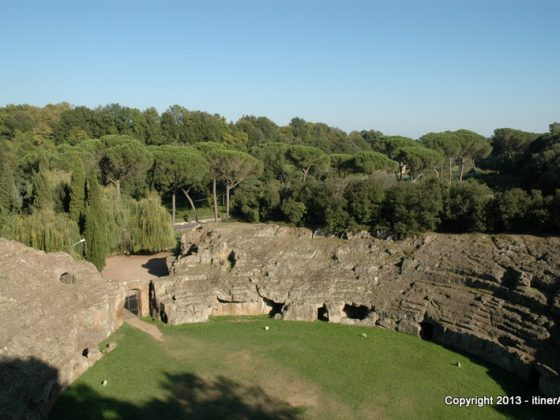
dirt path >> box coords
[125,315,164,341]
[102,252,172,282]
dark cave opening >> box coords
[317,305,329,322]
[263,297,284,318]
[419,321,435,340]
[343,304,369,320]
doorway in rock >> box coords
[343,304,369,320]
[317,305,329,321]
[419,321,435,340]
[124,290,139,315]
[263,297,284,318]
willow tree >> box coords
[217,150,263,217]
[151,145,209,223]
[1,209,81,257]
[130,193,175,252]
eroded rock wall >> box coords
[0,238,125,419]
[155,223,560,396]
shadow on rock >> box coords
[51,371,304,420]
[0,356,60,419]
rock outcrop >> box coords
[0,239,125,419]
[155,223,560,396]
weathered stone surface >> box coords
[157,223,560,395]
[0,238,125,419]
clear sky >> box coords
[1,0,559,138]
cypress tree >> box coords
[31,171,54,210]
[0,160,15,212]
[69,163,86,222]
[83,171,109,270]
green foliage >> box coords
[230,179,264,223]
[329,154,354,177]
[69,163,86,221]
[488,188,532,232]
[520,133,560,193]
[0,151,18,212]
[280,198,307,225]
[1,103,560,245]
[1,208,81,257]
[30,171,54,210]
[287,145,329,182]
[98,135,153,196]
[395,146,443,181]
[442,180,492,232]
[344,181,385,226]
[130,193,175,253]
[250,142,294,183]
[151,146,208,191]
[382,180,444,238]
[351,151,397,175]
[84,172,109,270]
[102,186,134,254]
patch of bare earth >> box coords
[222,350,355,419]
[102,252,172,282]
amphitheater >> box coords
[1,222,559,418]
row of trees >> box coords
[1,103,559,269]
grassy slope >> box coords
[51,317,553,420]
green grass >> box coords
[51,317,553,420]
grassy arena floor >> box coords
[51,316,553,420]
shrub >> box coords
[382,179,444,238]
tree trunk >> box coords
[302,167,310,183]
[448,158,453,183]
[212,178,218,221]
[459,157,465,181]
[226,185,231,218]
[172,186,176,225]
[116,179,121,196]
[182,188,198,222]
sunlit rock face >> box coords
[0,238,125,419]
[155,223,560,396]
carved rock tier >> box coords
[155,223,560,396]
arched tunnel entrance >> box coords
[124,289,140,316]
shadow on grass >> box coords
[52,371,303,420]
[421,337,557,420]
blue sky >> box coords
[1,0,558,138]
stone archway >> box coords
[124,289,141,315]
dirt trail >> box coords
[125,313,164,341]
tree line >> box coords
[0,103,559,269]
